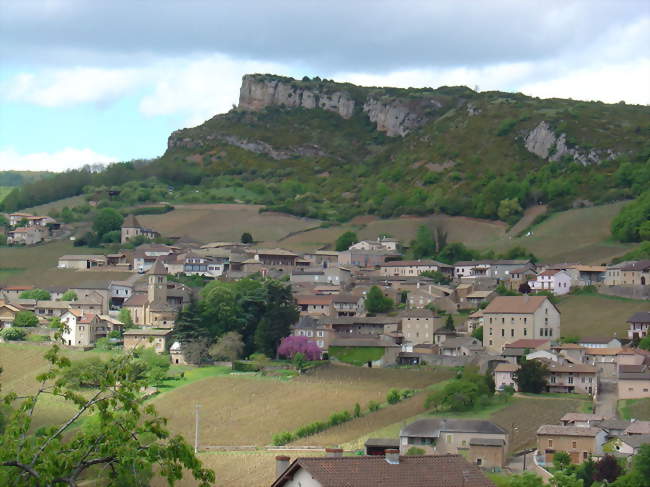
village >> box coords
[1,209,648,486]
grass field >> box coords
[618,398,650,420]
[151,364,454,447]
[22,195,88,215]
[0,186,12,203]
[556,294,649,339]
[0,239,132,287]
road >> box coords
[595,380,618,419]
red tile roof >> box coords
[483,296,549,314]
[272,454,494,487]
[504,339,550,349]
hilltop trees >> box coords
[611,190,650,242]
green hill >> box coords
[2,74,648,232]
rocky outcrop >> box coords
[524,121,616,166]
[238,74,443,137]
[168,131,329,161]
[239,75,355,119]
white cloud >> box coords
[2,67,143,107]
[138,55,291,126]
[0,147,116,172]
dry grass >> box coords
[137,204,320,244]
[150,364,453,447]
[23,195,87,215]
[507,205,547,237]
[271,224,360,251]
[557,294,648,339]
[0,239,132,287]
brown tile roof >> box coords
[124,294,148,306]
[122,214,141,228]
[483,296,549,314]
[295,295,333,306]
[561,413,605,423]
[537,425,602,437]
[400,308,436,318]
[627,311,650,324]
[540,269,561,276]
[380,259,450,268]
[625,421,650,435]
[504,339,550,349]
[272,454,494,487]
[585,348,621,356]
[123,328,172,337]
[495,363,519,372]
[547,362,597,373]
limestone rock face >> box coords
[524,121,615,166]
[238,74,439,137]
[239,75,355,120]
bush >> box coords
[0,327,27,341]
[232,360,261,372]
[13,311,39,327]
[19,289,51,300]
[354,402,361,418]
[400,389,414,400]
[553,451,571,471]
[368,400,381,412]
[407,447,425,455]
[387,389,401,404]
[328,410,352,426]
[130,205,174,216]
[272,431,295,446]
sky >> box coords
[0,0,648,172]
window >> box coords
[511,317,514,324]
[501,318,505,324]
[551,376,556,383]
[548,440,553,448]
[489,340,493,346]
[511,329,515,337]
[489,328,493,336]
[524,328,528,336]
[476,458,483,466]
[501,329,505,337]
[446,435,452,443]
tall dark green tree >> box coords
[92,208,124,237]
[365,286,393,313]
[335,231,358,251]
[513,359,550,393]
[411,225,436,258]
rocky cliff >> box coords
[238,74,447,137]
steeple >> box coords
[148,258,168,305]
[122,214,141,229]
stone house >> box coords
[8,212,34,226]
[618,365,650,399]
[331,294,363,317]
[120,214,160,244]
[123,328,171,354]
[400,309,440,348]
[302,250,340,267]
[454,260,532,280]
[133,243,176,273]
[295,295,333,316]
[560,413,605,428]
[627,311,650,340]
[7,226,43,245]
[567,265,607,286]
[579,337,622,349]
[60,310,102,347]
[536,425,606,464]
[495,360,597,395]
[482,296,560,353]
[528,269,571,295]
[349,236,400,252]
[605,260,650,286]
[247,248,298,267]
[68,283,111,314]
[57,254,107,270]
[292,316,329,351]
[378,260,453,278]
[271,450,495,487]
[122,260,176,328]
[0,301,22,328]
[399,418,508,468]
[34,300,72,319]
[439,336,483,357]
[337,249,393,268]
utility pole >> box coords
[194,403,201,453]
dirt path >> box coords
[508,205,547,237]
[595,380,618,419]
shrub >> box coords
[368,400,381,412]
[553,451,571,471]
[354,402,361,418]
[328,410,352,426]
[407,447,425,455]
[400,389,414,400]
[19,289,51,300]
[272,431,295,446]
[0,327,27,341]
[13,311,39,327]
[232,361,261,372]
[387,388,401,405]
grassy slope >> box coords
[22,194,87,215]
[557,294,649,339]
[150,364,453,447]
[0,239,132,287]
[137,203,321,243]
[0,186,12,203]
[618,398,650,420]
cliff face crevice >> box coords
[238,74,441,137]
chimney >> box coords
[275,455,290,477]
[325,447,343,458]
[385,449,400,464]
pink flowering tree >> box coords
[277,335,321,361]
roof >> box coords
[505,339,550,349]
[2,285,34,291]
[469,438,505,447]
[594,419,632,431]
[434,327,457,336]
[483,296,549,315]
[34,301,71,309]
[295,295,333,306]
[619,260,650,272]
[123,328,172,336]
[364,438,400,448]
[122,214,141,228]
[400,309,436,319]
[330,337,398,348]
[252,248,298,256]
[547,361,597,374]
[440,337,482,349]
[380,259,450,268]
[59,254,107,261]
[571,265,607,272]
[625,421,650,435]
[148,258,168,275]
[494,363,519,372]
[552,343,585,350]
[619,434,650,448]
[467,290,494,299]
[561,413,605,423]
[627,311,650,324]
[331,294,360,304]
[400,419,507,437]
[123,294,148,306]
[77,313,96,324]
[619,371,650,380]
[540,269,561,276]
[455,259,529,266]
[272,454,494,487]
[580,337,618,344]
[537,425,602,437]
[585,348,621,356]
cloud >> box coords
[0,147,116,171]
[2,67,143,107]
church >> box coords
[122,259,177,328]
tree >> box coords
[292,352,307,374]
[577,457,595,487]
[613,444,650,486]
[12,311,39,328]
[518,282,532,294]
[19,289,51,300]
[638,336,650,351]
[553,451,572,471]
[118,307,134,328]
[420,270,451,284]
[335,231,358,251]
[365,286,393,313]
[181,338,213,365]
[498,198,523,223]
[240,232,253,244]
[550,472,583,487]
[92,207,123,238]
[411,225,436,258]
[472,326,483,341]
[60,290,78,301]
[209,331,245,361]
[444,314,455,330]
[277,335,321,361]
[509,473,545,487]
[0,328,26,341]
[593,454,622,483]
[513,359,550,393]
[353,403,361,418]
[0,344,214,486]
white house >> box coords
[529,270,571,295]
